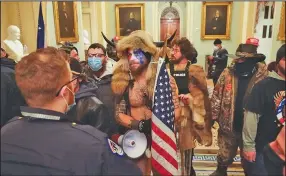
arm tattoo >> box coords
[115,99,127,124]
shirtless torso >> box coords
[115,72,152,175]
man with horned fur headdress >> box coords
[109,30,181,175]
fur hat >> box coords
[116,30,158,59]
[111,30,159,98]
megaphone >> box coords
[111,130,147,159]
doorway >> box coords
[160,7,180,41]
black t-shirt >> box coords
[245,77,285,152]
[233,75,253,132]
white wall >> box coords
[269,2,285,62]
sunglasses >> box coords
[55,73,85,97]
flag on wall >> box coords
[151,59,178,175]
[37,1,45,49]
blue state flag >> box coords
[37,1,45,49]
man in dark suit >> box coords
[124,12,140,35]
[208,10,226,35]
[58,2,75,38]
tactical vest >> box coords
[170,61,191,95]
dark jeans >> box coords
[263,145,284,176]
[242,152,268,176]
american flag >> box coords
[151,60,178,175]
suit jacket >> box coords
[209,16,225,35]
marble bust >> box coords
[2,25,24,62]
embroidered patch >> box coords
[107,138,124,156]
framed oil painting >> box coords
[278,2,285,41]
[53,1,79,43]
[201,1,233,40]
[115,3,145,38]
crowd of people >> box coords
[1,30,285,176]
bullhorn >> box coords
[112,130,147,159]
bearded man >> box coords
[167,37,213,176]
[109,30,181,175]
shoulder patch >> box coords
[107,138,124,156]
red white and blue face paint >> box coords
[127,49,145,65]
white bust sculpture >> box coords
[2,25,25,62]
[83,30,90,50]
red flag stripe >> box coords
[151,158,172,176]
[152,140,178,169]
[152,121,177,150]
[152,113,177,143]
[151,131,177,159]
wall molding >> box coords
[241,2,249,42]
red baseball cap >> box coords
[246,37,259,46]
[113,36,120,41]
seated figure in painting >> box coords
[207,10,226,35]
[124,12,140,36]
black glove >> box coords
[138,119,151,134]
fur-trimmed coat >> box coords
[169,63,213,150]
[211,62,269,133]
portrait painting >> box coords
[115,4,145,37]
[53,1,79,43]
[278,2,285,41]
[201,2,233,40]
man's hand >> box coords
[208,56,214,60]
[243,151,256,162]
[138,119,151,134]
[179,94,190,105]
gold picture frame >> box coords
[53,1,79,43]
[278,2,285,41]
[115,3,145,38]
[201,1,233,40]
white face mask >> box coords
[62,87,75,113]
[213,46,219,51]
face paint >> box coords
[133,49,145,65]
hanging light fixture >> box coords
[167,1,177,7]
